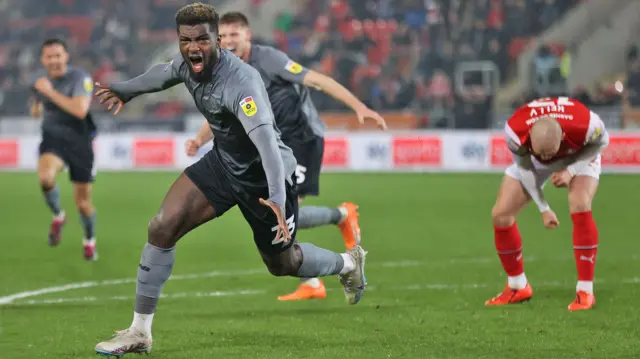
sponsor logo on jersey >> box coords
[83,77,94,93]
[239,96,257,117]
[285,60,303,74]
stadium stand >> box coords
[0,0,638,130]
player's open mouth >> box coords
[189,54,204,72]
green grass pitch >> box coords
[1,172,640,358]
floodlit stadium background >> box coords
[1,1,640,358]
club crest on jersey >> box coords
[83,77,93,93]
[285,60,303,74]
[240,96,258,117]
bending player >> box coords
[184,11,384,301]
[30,38,98,261]
[487,97,608,311]
[94,3,367,357]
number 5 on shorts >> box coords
[295,165,307,184]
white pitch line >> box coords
[0,256,544,306]
[6,279,604,307]
[15,289,267,306]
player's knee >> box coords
[568,192,592,213]
[75,198,93,214]
[38,172,56,191]
[147,212,179,248]
[491,205,516,228]
[263,250,301,277]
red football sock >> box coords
[494,222,524,276]
[571,211,598,281]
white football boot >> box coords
[339,245,368,304]
[95,328,152,358]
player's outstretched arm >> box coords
[302,70,387,130]
[96,57,184,115]
[262,49,386,130]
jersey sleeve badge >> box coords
[239,96,258,117]
[284,60,303,74]
[590,127,602,142]
[83,77,94,93]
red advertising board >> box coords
[392,137,442,166]
[0,139,19,167]
[133,138,175,167]
[323,137,348,167]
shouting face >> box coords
[178,23,217,79]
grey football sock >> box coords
[135,243,175,314]
[80,211,96,239]
[295,243,344,277]
[298,206,342,229]
[43,186,62,216]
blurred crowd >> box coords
[0,0,190,115]
[267,0,585,127]
[0,0,637,129]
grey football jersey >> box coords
[248,45,325,142]
[110,49,296,186]
[31,66,95,138]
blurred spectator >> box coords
[624,47,640,127]
[0,0,585,129]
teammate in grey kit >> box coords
[94,4,367,357]
[186,12,385,301]
[30,38,98,261]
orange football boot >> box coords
[277,280,327,301]
[338,202,361,249]
[568,291,595,311]
[485,283,533,306]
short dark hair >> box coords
[220,12,249,27]
[41,38,67,53]
[175,2,219,32]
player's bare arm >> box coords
[185,121,214,157]
[95,58,184,115]
[30,98,42,119]
[33,77,91,120]
[302,70,387,130]
[509,142,558,228]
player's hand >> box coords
[259,198,291,243]
[550,170,573,188]
[33,77,53,95]
[541,210,559,229]
[185,138,202,157]
[94,82,125,116]
[355,106,388,130]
